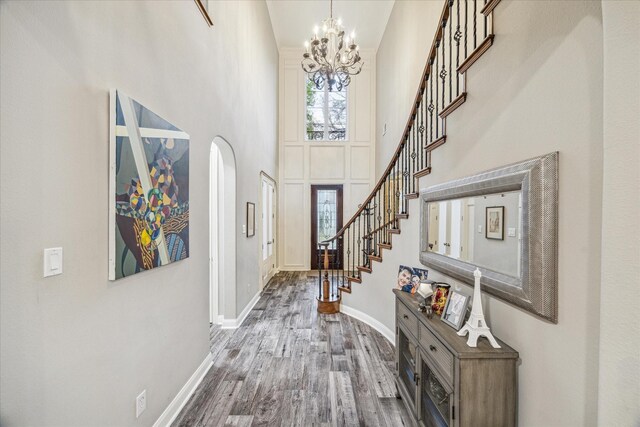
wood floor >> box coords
[173,271,411,427]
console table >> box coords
[393,289,519,427]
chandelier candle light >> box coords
[302,0,363,91]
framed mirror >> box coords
[420,152,558,323]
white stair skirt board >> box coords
[341,304,395,345]
[219,291,262,329]
[153,352,213,427]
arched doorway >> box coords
[210,136,237,325]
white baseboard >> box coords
[219,290,262,329]
[341,304,395,345]
[153,352,213,427]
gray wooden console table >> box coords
[393,289,519,427]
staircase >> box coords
[316,0,502,313]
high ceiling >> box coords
[266,0,395,51]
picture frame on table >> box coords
[441,291,470,330]
[486,206,504,240]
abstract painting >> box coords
[109,90,189,280]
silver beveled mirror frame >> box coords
[420,152,558,323]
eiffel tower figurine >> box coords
[457,268,501,348]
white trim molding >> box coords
[153,352,213,427]
[340,304,395,345]
[219,291,262,330]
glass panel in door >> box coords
[420,357,451,427]
[310,185,343,269]
[398,327,417,403]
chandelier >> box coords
[301,0,363,92]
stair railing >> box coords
[317,0,499,300]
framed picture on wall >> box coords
[247,202,255,237]
[486,206,504,240]
[194,0,213,26]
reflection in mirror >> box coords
[425,191,522,277]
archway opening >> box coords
[210,136,237,326]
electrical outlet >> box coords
[136,390,146,418]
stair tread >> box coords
[338,286,352,294]
[347,276,362,284]
[425,135,447,152]
[415,167,432,178]
[458,35,494,74]
[440,92,467,119]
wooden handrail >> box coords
[322,0,452,244]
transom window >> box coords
[305,78,347,141]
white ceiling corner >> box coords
[266,0,395,52]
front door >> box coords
[261,175,276,286]
[311,185,343,270]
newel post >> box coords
[321,243,330,301]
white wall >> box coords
[598,2,640,425]
[346,1,606,425]
[278,49,376,270]
[375,0,442,178]
[0,1,277,426]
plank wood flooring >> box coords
[173,272,411,427]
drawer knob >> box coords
[429,345,437,352]
[403,314,409,319]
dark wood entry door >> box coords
[311,185,343,270]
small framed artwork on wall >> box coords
[246,202,255,237]
[486,206,504,240]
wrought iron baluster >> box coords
[441,19,446,113]
[484,0,488,39]
[455,0,461,96]
[449,0,453,104]
[435,43,440,138]
[464,0,468,61]
[474,0,477,49]
[429,63,434,143]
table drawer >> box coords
[419,323,454,386]
[397,300,419,338]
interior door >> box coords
[311,185,343,270]
[261,176,276,285]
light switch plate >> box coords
[44,247,63,277]
[477,225,482,233]
[508,227,516,237]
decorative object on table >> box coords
[458,268,501,348]
[246,202,255,237]
[441,291,470,331]
[485,206,504,240]
[301,0,363,91]
[431,282,451,316]
[416,281,434,315]
[396,265,429,294]
[109,90,190,280]
[194,0,213,26]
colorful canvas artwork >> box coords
[109,90,189,280]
